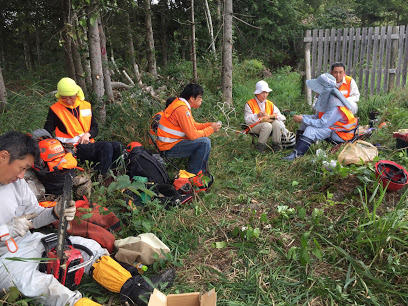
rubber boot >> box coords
[255,142,267,153]
[271,143,283,152]
[282,136,313,161]
[295,129,304,144]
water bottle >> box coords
[134,262,148,274]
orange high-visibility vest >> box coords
[338,76,352,98]
[318,106,357,141]
[156,99,189,151]
[50,99,93,145]
[245,98,274,131]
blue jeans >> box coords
[163,137,211,174]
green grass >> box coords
[1,63,408,305]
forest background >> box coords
[1,0,408,305]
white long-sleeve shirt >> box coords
[0,179,56,255]
[337,76,360,114]
[244,97,286,126]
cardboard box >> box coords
[148,288,217,306]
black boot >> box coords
[120,268,176,305]
[295,129,304,144]
[282,136,313,161]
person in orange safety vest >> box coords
[156,84,221,174]
[283,73,357,161]
[244,80,287,153]
[44,78,122,175]
[330,62,360,115]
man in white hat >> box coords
[244,80,286,153]
[283,73,358,161]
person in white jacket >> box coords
[0,131,174,306]
[244,80,286,153]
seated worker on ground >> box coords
[244,80,286,153]
[156,83,221,174]
[283,73,358,161]
[0,131,174,306]
[44,77,122,177]
[331,62,360,115]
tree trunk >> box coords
[203,0,216,54]
[71,40,86,92]
[159,0,168,67]
[124,9,141,84]
[222,0,233,105]
[144,0,157,76]
[191,0,198,82]
[0,66,6,113]
[35,21,41,65]
[23,30,33,71]
[74,11,92,91]
[87,3,105,123]
[98,17,114,102]
[62,0,75,79]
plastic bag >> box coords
[338,140,378,165]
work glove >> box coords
[6,214,36,238]
[53,200,76,221]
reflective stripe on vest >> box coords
[245,98,274,131]
[51,99,93,144]
[157,98,189,151]
[339,76,352,98]
[318,106,357,141]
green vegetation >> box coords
[1,62,408,305]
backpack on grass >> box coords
[126,146,171,184]
[32,131,82,195]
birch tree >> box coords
[98,17,114,102]
[0,66,6,113]
[222,0,233,105]
[87,2,105,122]
[203,0,216,54]
[191,0,198,82]
[144,0,157,76]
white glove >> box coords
[54,200,76,222]
[6,215,33,238]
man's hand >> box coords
[78,133,91,144]
[293,115,303,123]
[270,114,277,120]
[53,200,76,221]
[261,115,273,123]
[257,111,267,118]
[6,216,34,237]
[210,122,221,132]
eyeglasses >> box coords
[60,95,77,101]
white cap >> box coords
[254,80,272,94]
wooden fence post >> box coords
[305,30,312,105]
[388,26,399,91]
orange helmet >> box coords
[38,139,65,162]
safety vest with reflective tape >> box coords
[245,98,274,132]
[338,76,352,98]
[50,99,93,145]
[318,106,357,141]
[156,99,189,151]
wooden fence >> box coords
[304,25,408,105]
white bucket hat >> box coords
[254,80,272,94]
[306,73,336,94]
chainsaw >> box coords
[39,170,94,290]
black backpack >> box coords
[126,146,171,184]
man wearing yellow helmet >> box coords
[44,78,122,175]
